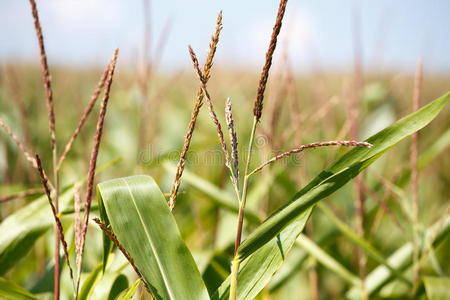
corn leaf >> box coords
[346,215,450,299]
[214,92,449,299]
[0,186,73,274]
[237,92,449,261]
[97,175,209,300]
[78,263,102,300]
[0,277,37,300]
[295,234,361,287]
[212,208,313,299]
[114,279,140,300]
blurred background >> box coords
[2,0,450,73]
[0,1,449,299]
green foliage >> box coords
[0,277,37,300]
[115,279,141,300]
[424,277,450,300]
[0,186,74,275]
[97,175,209,300]
[1,59,449,299]
[236,92,449,262]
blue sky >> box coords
[1,0,449,74]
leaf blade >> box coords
[97,175,209,300]
[237,92,450,261]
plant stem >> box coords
[52,148,61,300]
[230,116,258,300]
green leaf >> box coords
[97,175,209,300]
[212,208,312,300]
[202,247,233,295]
[0,158,121,275]
[236,92,449,262]
[0,277,38,300]
[317,203,411,285]
[0,186,74,275]
[295,234,361,287]
[423,277,450,300]
[78,262,103,300]
[346,215,450,299]
[212,92,449,299]
[114,279,140,300]
[90,273,129,300]
[97,188,113,274]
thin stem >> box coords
[36,155,74,289]
[169,12,222,210]
[29,0,59,296]
[248,141,371,177]
[76,49,118,298]
[187,45,240,203]
[57,67,109,170]
[230,116,257,300]
[93,218,151,294]
[0,119,53,189]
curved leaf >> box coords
[212,208,312,300]
[212,92,449,298]
[295,234,361,287]
[346,215,450,299]
[0,186,73,274]
[0,277,37,300]
[97,175,209,300]
[78,263,102,300]
[237,92,449,261]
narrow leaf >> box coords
[0,186,73,274]
[237,92,449,261]
[346,215,450,298]
[114,279,140,300]
[78,263,102,300]
[317,203,411,285]
[212,208,312,300]
[0,277,38,300]
[295,234,361,287]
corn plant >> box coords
[0,0,449,299]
